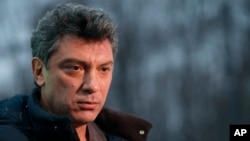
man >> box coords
[0,3,152,141]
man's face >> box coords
[38,35,113,125]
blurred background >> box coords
[0,0,250,141]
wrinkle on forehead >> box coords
[54,35,113,67]
[60,35,112,53]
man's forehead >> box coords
[49,36,113,63]
[56,35,111,51]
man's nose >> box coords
[82,70,99,94]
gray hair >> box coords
[31,3,118,68]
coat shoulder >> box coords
[0,125,28,141]
[0,95,31,140]
[0,95,28,123]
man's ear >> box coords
[32,57,46,87]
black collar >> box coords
[27,88,78,140]
[27,88,152,141]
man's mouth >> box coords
[77,101,98,110]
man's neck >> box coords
[74,124,88,141]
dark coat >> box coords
[0,88,152,141]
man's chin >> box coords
[71,111,98,125]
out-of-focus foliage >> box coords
[0,0,249,141]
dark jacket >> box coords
[0,88,152,141]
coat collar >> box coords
[96,108,152,141]
[28,88,152,141]
[27,88,78,140]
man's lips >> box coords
[77,101,98,110]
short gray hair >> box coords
[31,3,118,68]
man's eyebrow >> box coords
[99,61,114,66]
[60,58,113,66]
[60,59,88,66]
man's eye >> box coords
[101,67,110,72]
[65,65,82,71]
[72,66,80,70]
